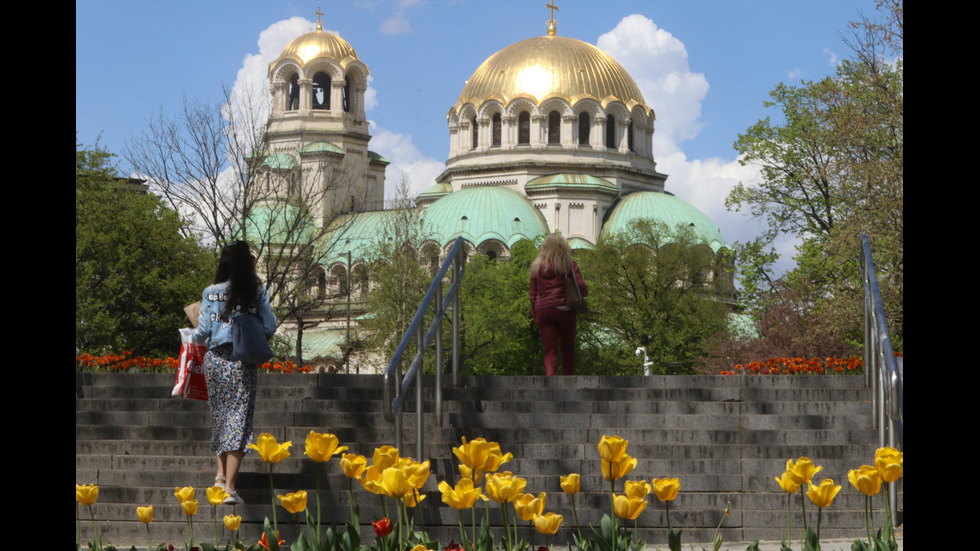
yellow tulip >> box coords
[848,465,882,496]
[76,484,99,507]
[305,431,348,463]
[278,490,308,514]
[625,480,651,499]
[438,478,488,510]
[613,494,648,520]
[181,499,199,517]
[485,471,527,503]
[207,485,230,506]
[786,457,822,485]
[774,471,801,494]
[341,453,367,479]
[806,478,842,508]
[359,465,385,495]
[403,490,427,508]
[174,486,195,504]
[248,433,292,464]
[601,454,637,481]
[651,477,680,502]
[483,441,514,473]
[534,512,564,535]
[137,505,154,524]
[459,464,482,484]
[223,514,241,532]
[874,447,903,483]
[453,437,492,471]
[560,473,581,495]
[514,492,546,522]
[598,435,629,463]
[453,437,513,475]
[409,545,428,551]
[380,466,412,498]
[373,445,400,471]
[402,459,431,490]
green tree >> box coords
[576,220,731,375]
[459,238,542,375]
[727,0,902,346]
[76,140,216,356]
[360,192,433,366]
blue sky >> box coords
[76,0,880,266]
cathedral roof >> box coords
[453,33,651,114]
[272,28,362,69]
[421,186,549,248]
[602,191,727,252]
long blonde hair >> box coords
[531,233,573,277]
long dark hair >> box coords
[213,241,261,318]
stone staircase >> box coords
[75,372,901,549]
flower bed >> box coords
[77,434,903,551]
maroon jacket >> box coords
[530,261,588,315]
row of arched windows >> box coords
[453,100,651,158]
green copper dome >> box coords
[422,186,548,248]
[602,191,727,252]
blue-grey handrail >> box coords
[860,233,903,521]
[382,236,465,457]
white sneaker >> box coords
[223,490,245,505]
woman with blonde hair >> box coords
[529,233,588,375]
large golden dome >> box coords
[273,28,361,68]
[454,34,648,112]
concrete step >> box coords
[76,373,900,549]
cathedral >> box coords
[255,9,728,370]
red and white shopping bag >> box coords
[173,328,208,400]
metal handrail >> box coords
[382,236,465,458]
[860,233,903,521]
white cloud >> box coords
[597,14,780,266]
[370,128,444,198]
[598,15,709,155]
[380,13,411,35]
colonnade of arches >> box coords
[312,238,515,299]
[270,59,369,118]
[447,98,654,159]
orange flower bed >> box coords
[76,351,313,373]
[722,356,865,375]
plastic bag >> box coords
[173,328,208,400]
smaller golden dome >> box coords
[273,29,360,69]
[454,34,649,113]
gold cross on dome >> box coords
[546,1,559,21]
[545,0,559,35]
[315,4,324,31]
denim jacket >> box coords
[193,281,277,349]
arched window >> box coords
[578,112,591,145]
[628,121,635,152]
[548,111,561,144]
[492,113,502,147]
[343,80,351,112]
[518,112,531,145]
[605,115,616,148]
[471,116,479,150]
[331,266,349,296]
[316,270,327,299]
[312,72,331,110]
[354,264,370,296]
[288,75,300,111]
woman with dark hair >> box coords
[529,233,588,376]
[193,241,276,504]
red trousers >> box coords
[534,307,577,376]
